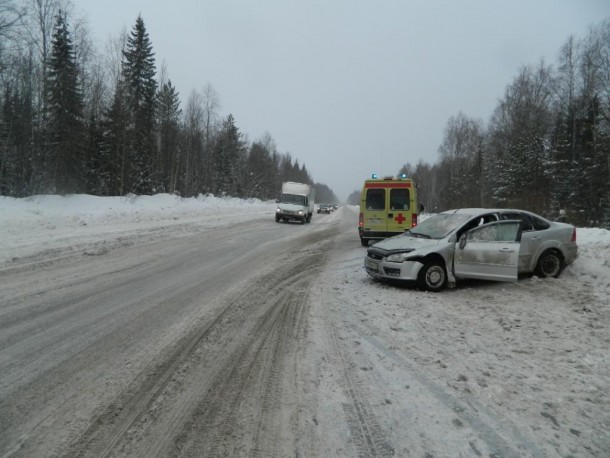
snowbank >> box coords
[1,194,609,302]
[0,194,276,265]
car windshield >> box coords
[405,213,471,239]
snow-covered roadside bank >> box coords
[1,196,609,302]
[0,194,276,265]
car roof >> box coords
[442,208,531,215]
[441,208,556,221]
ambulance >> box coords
[358,174,420,246]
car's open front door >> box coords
[454,221,520,282]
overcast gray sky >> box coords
[81,0,609,200]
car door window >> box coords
[467,221,520,242]
[456,213,498,240]
[500,212,536,231]
[529,214,551,230]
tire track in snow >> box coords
[64,227,335,457]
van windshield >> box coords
[279,193,306,206]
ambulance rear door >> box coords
[386,183,414,234]
[363,186,387,234]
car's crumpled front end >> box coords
[364,236,448,282]
[364,249,424,281]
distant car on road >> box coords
[317,203,331,214]
[364,208,578,292]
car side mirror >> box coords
[459,234,467,249]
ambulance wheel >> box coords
[417,259,447,292]
[360,238,368,247]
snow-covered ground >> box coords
[0,194,277,265]
[1,193,609,309]
[2,194,609,300]
[1,194,609,456]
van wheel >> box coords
[417,260,447,292]
[360,238,368,247]
[536,250,562,278]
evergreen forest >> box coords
[2,3,609,226]
[394,20,610,228]
[0,3,339,203]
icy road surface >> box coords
[0,197,609,457]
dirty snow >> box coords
[1,194,609,456]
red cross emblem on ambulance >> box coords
[394,213,406,224]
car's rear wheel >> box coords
[535,250,563,278]
[417,260,447,292]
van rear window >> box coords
[365,189,385,210]
[390,188,410,210]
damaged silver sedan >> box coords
[364,208,578,292]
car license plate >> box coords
[365,259,379,271]
[368,218,382,225]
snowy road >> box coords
[0,198,609,457]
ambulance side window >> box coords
[366,189,385,210]
[390,188,410,211]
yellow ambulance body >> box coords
[358,176,419,246]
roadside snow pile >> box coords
[566,227,610,304]
[2,194,610,304]
[0,193,276,265]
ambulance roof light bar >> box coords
[370,173,409,180]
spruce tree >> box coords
[122,14,157,194]
[213,114,245,196]
[157,80,181,192]
[46,10,84,194]
[101,83,129,195]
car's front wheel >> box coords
[417,260,447,292]
[535,250,563,278]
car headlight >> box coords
[386,251,415,263]
[298,210,303,215]
[276,208,281,212]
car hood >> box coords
[372,234,443,252]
